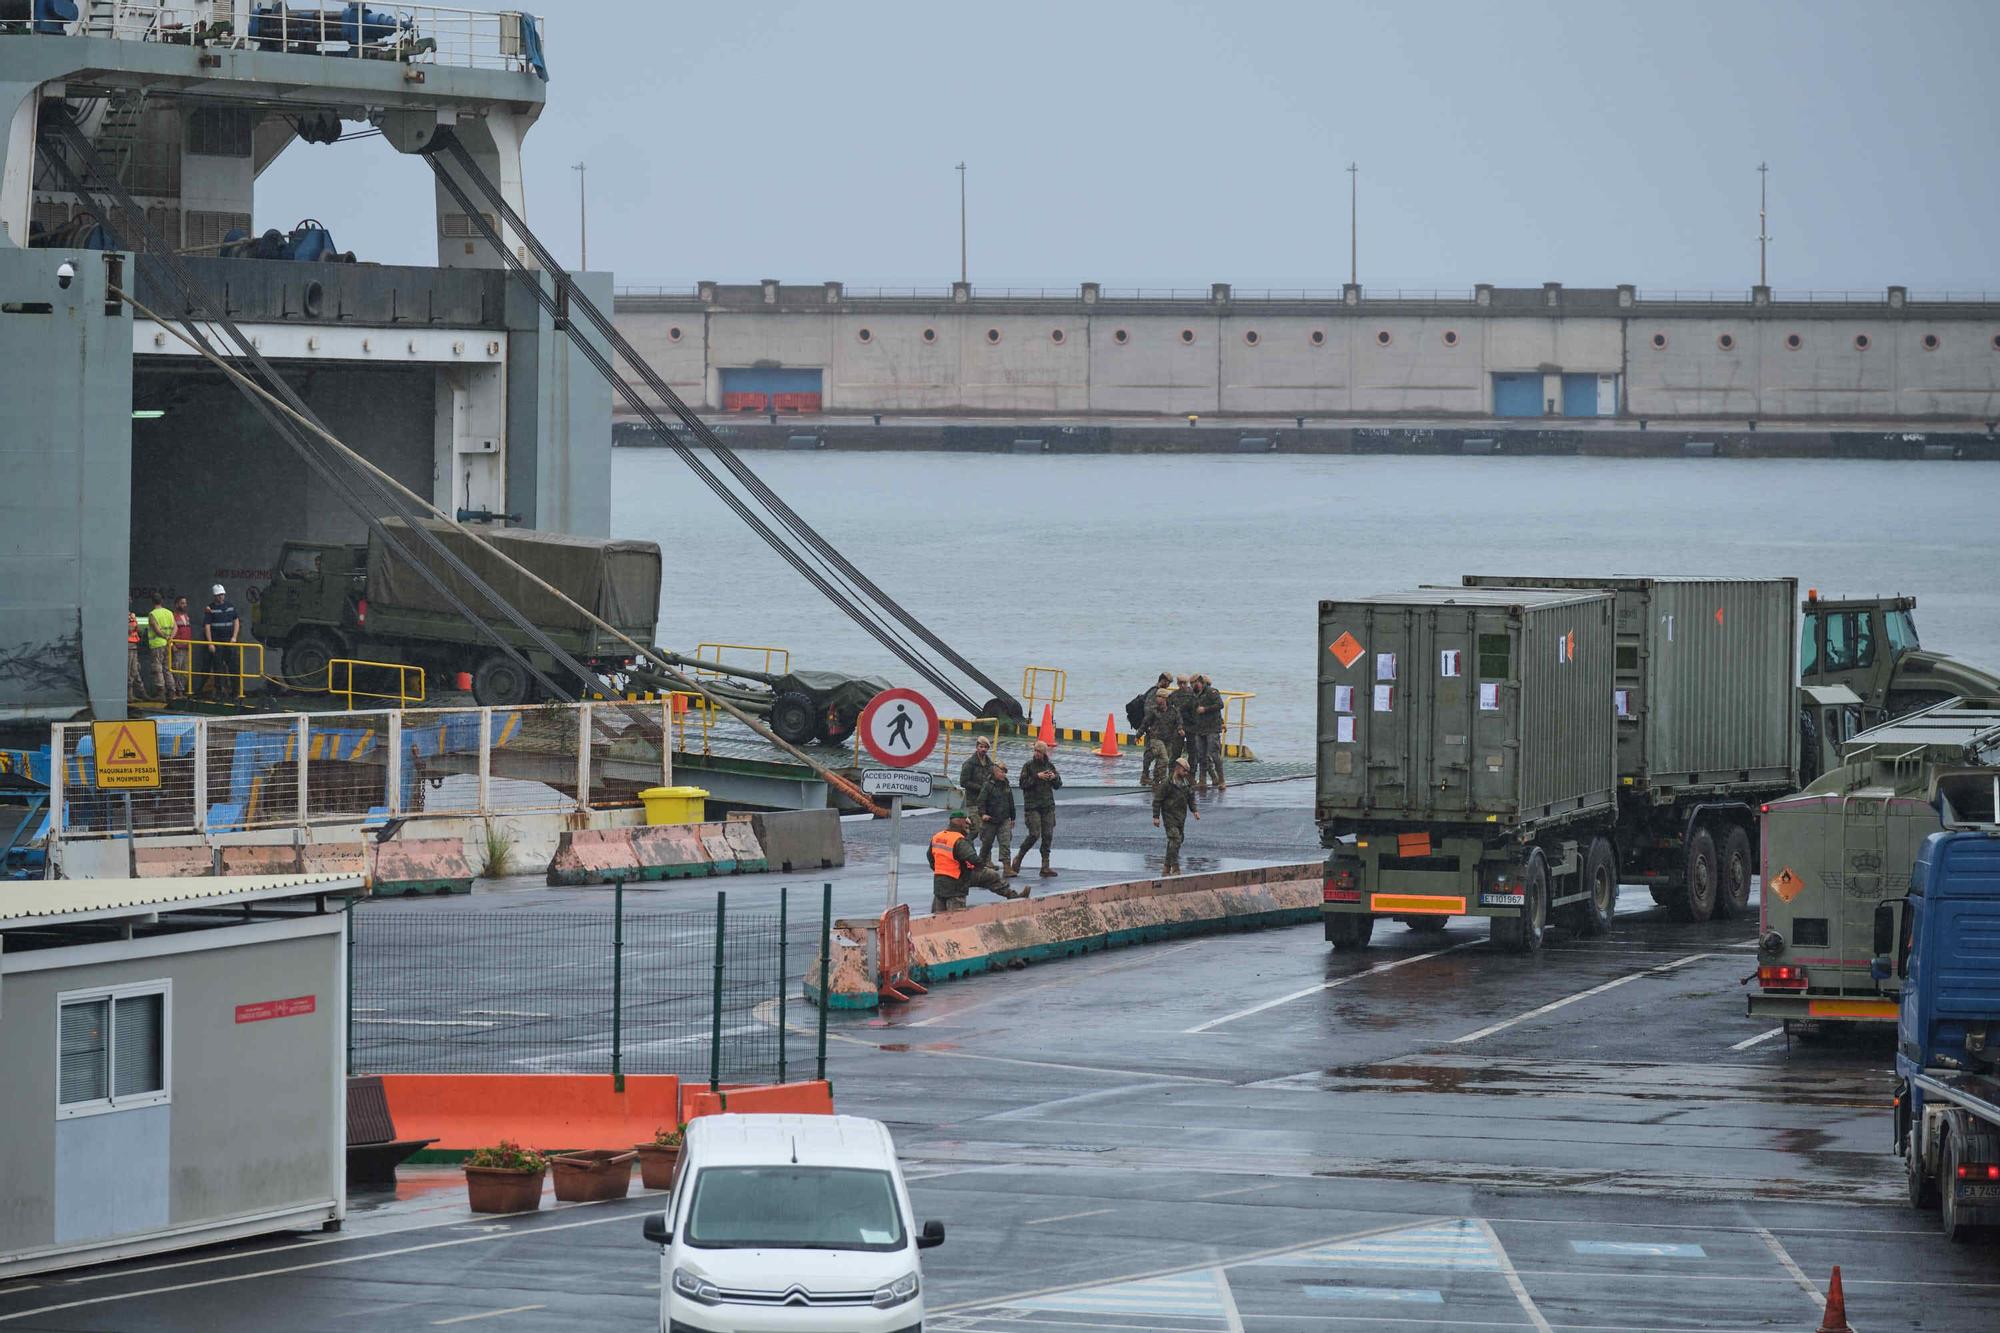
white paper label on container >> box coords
[1376,653,1397,682]
[1336,716,1356,743]
[1440,649,1462,678]
[1333,685,1354,714]
[1614,689,1632,718]
[1373,684,1394,712]
[1478,682,1501,711]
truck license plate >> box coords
[1481,892,1525,907]
[1959,1184,2000,1201]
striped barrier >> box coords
[546,821,771,888]
[806,863,1319,1009]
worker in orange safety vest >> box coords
[930,810,1023,914]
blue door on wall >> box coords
[1561,373,1601,418]
[1492,373,1544,417]
[719,367,823,396]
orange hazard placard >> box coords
[1768,867,1805,902]
[90,718,160,790]
[1328,631,1365,669]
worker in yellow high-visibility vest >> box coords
[144,594,178,700]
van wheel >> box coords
[284,630,340,690]
[1672,826,1719,923]
[472,653,530,707]
[1325,914,1374,951]
[1714,825,1753,919]
[1491,849,1548,953]
[1576,836,1618,937]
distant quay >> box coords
[613,418,2000,462]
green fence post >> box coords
[709,890,727,1093]
[611,878,625,1092]
[777,884,789,1085]
[344,893,356,1076]
[816,881,831,1084]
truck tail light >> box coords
[357,597,368,627]
[1758,964,1808,991]
[1955,1163,2000,1180]
[1323,869,1360,903]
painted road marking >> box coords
[431,1306,546,1325]
[1024,1207,1115,1226]
[1482,1218,1554,1333]
[1250,1218,1503,1272]
[1185,940,1484,1033]
[1732,1026,1785,1051]
[1304,1285,1444,1303]
[1449,953,1713,1044]
[1195,1183,1281,1199]
[461,1009,552,1019]
[1572,1240,1707,1258]
[1754,1224,1829,1314]
[1011,1269,1234,1322]
[353,1018,496,1028]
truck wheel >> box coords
[284,630,340,690]
[1909,1121,1939,1211]
[1576,836,1617,937]
[1941,1129,1971,1241]
[471,653,530,707]
[1672,826,1719,923]
[1325,913,1374,951]
[1714,824,1753,920]
[1398,916,1450,934]
[769,691,817,745]
[1491,849,1549,954]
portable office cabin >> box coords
[1462,575,1799,797]
[1316,588,1616,830]
[0,874,357,1279]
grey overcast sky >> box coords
[258,0,2000,292]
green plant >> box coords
[475,817,515,879]
[650,1124,686,1148]
[465,1140,545,1172]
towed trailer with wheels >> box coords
[1892,824,2000,1241]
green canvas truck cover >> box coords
[367,519,662,643]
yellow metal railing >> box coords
[166,638,265,700]
[329,658,426,708]
[1219,689,1256,755]
[1021,665,1066,729]
[937,716,1005,777]
[692,642,791,679]
[669,689,716,756]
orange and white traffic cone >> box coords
[1097,714,1120,758]
[1037,705,1056,747]
[1816,1265,1852,1333]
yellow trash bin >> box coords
[639,785,708,825]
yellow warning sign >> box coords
[91,719,160,790]
[1769,866,1805,903]
[1328,631,1365,670]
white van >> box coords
[642,1113,945,1333]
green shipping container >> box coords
[1461,575,1799,799]
[1316,588,1617,831]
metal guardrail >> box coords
[163,638,263,701]
[1021,665,1066,729]
[692,642,790,678]
[45,2,546,75]
[1219,690,1256,754]
[622,284,2000,308]
[329,657,425,708]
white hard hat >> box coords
[210,584,225,595]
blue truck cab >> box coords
[1893,814,2000,1240]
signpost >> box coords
[856,689,941,910]
[91,718,160,877]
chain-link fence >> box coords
[347,885,830,1089]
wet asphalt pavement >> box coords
[4,784,1998,1331]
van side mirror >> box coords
[642,1212,670,1246]
[1873,901,1896,958]
[918,1219,945,1249]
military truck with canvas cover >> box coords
[253,519,663,705]
[1462,575,1801,923]
[1754,697,2000,1027]
[1316,588,1618,952]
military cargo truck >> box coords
[1461,575,1801,923]
[252,519,663,705]
[1317,588,1620,952]
[1802,593,2000,724]
[1753,697,2000,1028]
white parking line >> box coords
[354,1018,496,1028]
[1753,1225,1828,1313]
[1449,953,1713,1045]
[1185,941,1483,1034]
[431,1305,546,1326]
[461,1010,552,1019]
[1479,1219,1554,1333]
[1195,1183,1281,1200]
[1024,1208,1115,1226]
[1731,1027,1785,1051]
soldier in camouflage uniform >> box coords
[1189,673,1228,792]
[1164,675,1193,770]
[977,761,1015,875]
[1139,687,1175,787]
[1009,740,1063,878]
[1152,756,1200,874]
[958,735,994,817]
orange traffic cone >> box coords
[1037,705,1056,747]
[1097,714,1120,757]
[1816,1265,1852,1333]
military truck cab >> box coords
[1802,593,2000,724]
[251,541,369,685]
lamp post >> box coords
[572,160,588,271]
[1757,161,1770,288]
[1347,162,1358,288]
[956,161,967,285]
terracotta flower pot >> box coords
[549,1149,637,1203]
[636,1142,681,1191]
[463,1165,546,1214]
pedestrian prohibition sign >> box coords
[91,718,160,790]
[857,688,939,769]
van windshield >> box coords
[684,1166,905,1251]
